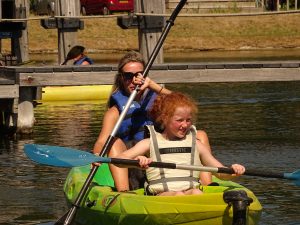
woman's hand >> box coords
[231,164,245,176]
[91,153,102,167]
[133,74,150,91]
[135,155,152,169]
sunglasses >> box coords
[122,71,144,80]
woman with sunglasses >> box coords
[93,51,212,191]
[93,51,170,191]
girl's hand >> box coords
[135,156,152,169]
[231,164,245,176]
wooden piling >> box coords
[17,87,35,134]
[12,0,30,64]
[55,0,81,64]
[136,0,165,63]
[0,85,18,135]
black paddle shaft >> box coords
[218,167,285,179]
[56,1,187,225]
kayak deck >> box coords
[64,165,262,225]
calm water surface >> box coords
[28,48,300,65]
[0,82,300,225]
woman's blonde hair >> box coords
[149,92,198,129]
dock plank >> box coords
[16,66,300,86]
[150,68,300,83]
[0,85,19,98]
[1,61,300,89]
[18,71,116,86]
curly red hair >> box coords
[149,92,198,128]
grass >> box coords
[1,13,300,54]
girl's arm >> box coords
[197,140,245,180]
[197,130,211,151]
[117,139,151,159]
[114,139,152,169]
[197,130,212,185]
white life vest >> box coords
[145,125,202,195]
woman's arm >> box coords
[93,106,131,191]
[134,74,171,95]
[93,106,119,155]
[147,78,172,95]
[81,60,90,65]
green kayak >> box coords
[63,164,262,225]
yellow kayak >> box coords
[64,165,262,225]
[42,85,112,101]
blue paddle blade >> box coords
[284,170,300,186]
[24,144,110,167]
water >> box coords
[1,81,300,225]
[28,48,300,65]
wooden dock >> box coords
[1,61,300,134]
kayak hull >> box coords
[42,85,112,101]
[63,165,262,225]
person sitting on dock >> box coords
[116,92,245,196]
[61,45,93,65]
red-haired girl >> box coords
[117,92,245,196]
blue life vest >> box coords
[110,89,157,142]
[74,56,93,65]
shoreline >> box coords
[26,48,300,66]
[24,46,300,55]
